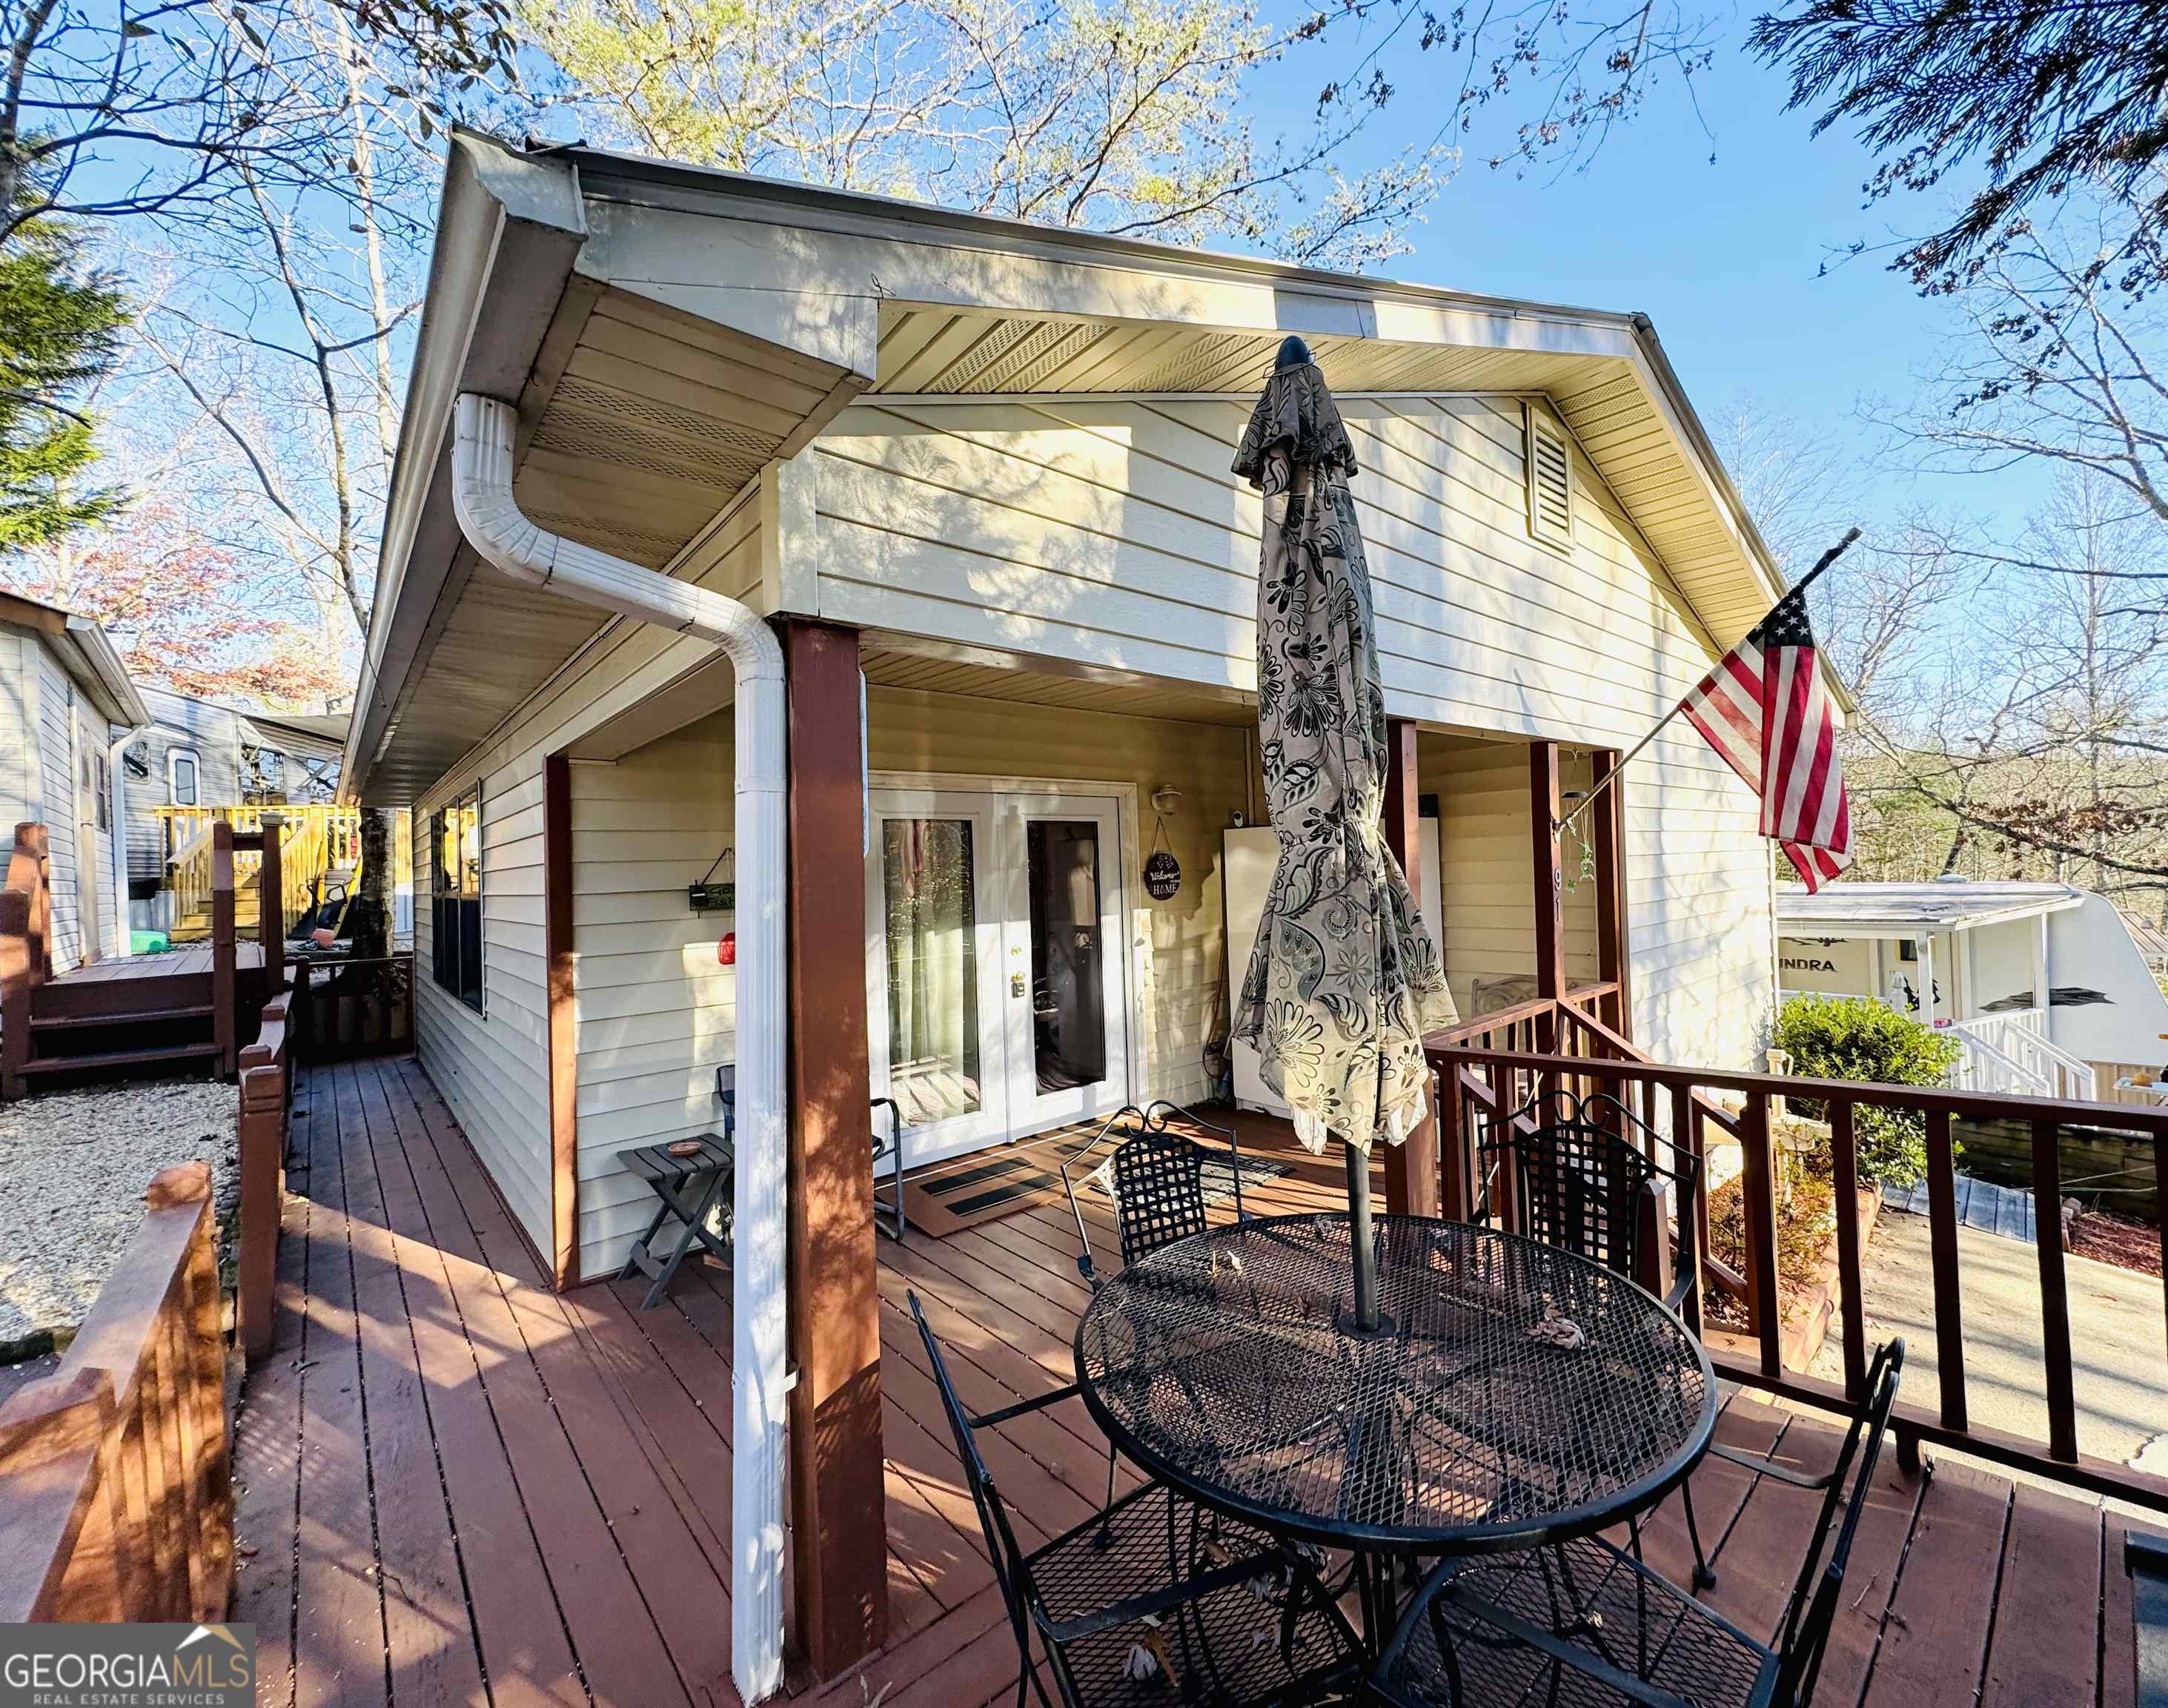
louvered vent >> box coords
[1525,405,1574,548]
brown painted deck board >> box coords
[237,1061,2142,1708]
[354,1061,583,1708]
[1979,1480,2102,1708]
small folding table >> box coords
[617,1133,735,1308]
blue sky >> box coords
[1310,38,2043,531]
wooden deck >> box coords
[236,1059,2152,1708]
[56,941,265,981]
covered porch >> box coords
[235,1053,2152,1707]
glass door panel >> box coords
[1024,820,1107,1093]
[882,818,983,1124]
[1004,797,1129,1133]
[866,795,1007,1164]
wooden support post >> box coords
[780,618,888,1677]
[1530,743,1566,1063]
[544,754,578,1291]
[1382,719,1439,1217]
[236,1050,285,1364]
[257,813,284,994]
[1589,749,1629,1039]
[210,821,236,1078]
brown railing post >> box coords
[1529,743,1565,1058]
[1923,1105,1969,1434]
[1589,748,1629,1042]
[236,996,288,1366]
[0,893,29,1102]
[210,821,236,1078]
[1740,1090,1782,1379]
[2032,1120,2078,1463]
[1830,1099,1869,1403]
[1437,1059,1471,1222]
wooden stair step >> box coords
[19,1042,223,1074]
[30,1005,216,1030]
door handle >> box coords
[1010,973,1027,999]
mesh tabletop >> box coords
[1073,1214,1715,1552]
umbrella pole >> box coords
[1344,1145,1390,1335]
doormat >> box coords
[898,1122,1293,1240]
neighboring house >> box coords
[122,686,347,929]
[0,591,145,972]
[1777,878,2168,1100]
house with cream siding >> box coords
[0,590,145,970]
[342,129,1828,1700]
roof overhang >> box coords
[0,590,147,726]
[1777,882,2088,936]
[346,129,1831,804]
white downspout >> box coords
[450,392,790,1704]
[105,727,145,957]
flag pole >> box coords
[1554,527,1861,840]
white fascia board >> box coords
[58,618,147,726]
[574,183,1638,377]
[341,132,589,801]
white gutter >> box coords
[449,392,790,1704]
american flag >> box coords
[1682,583,1854,892]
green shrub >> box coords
[1772,994,1963,1189]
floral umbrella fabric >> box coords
[1230,360,1457,1155]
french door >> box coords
[865,786,1130,1168]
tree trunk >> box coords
[353,808,390,959]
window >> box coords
[1524,402,1574,550]
[94,754,109,831]
[168,748,200,806]
[430,784,483,1011]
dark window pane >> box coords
[1026,819,1105,1093]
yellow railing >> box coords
[158,806,365,938]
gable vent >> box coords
[1525,404,1574,549]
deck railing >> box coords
[1428,1009,2168,1515]
[0,1162,234,1621]
[1947,1007,2096,1101]
[161,804,361,939]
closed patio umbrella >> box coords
[1230,337,1456,1333]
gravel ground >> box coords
[0,1077,239,1348]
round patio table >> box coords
[1073,1213,1717,1639]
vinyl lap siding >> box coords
[0,632,27,841]
[36,648,83,970]
[570,715,736,1279]
[812,394,1774,1069]
[411,497,762,1268]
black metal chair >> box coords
[717,1068,909,1242]
[872,1094,907,1242]
[1059,1101,1251,1287]
[1476,1086,1723,1586]
[1368,1339,1906,1708]
[1058,1102,1256,1512]
[908,1291,1365,1708]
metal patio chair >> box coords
[717,1068,910,1242]
[1476,1086,1722,1586]
[1059,1100,1252,1288]
[1370,1340,1906,1708]
[908,1291,1364,1708]
[1058,1102,1256,1509]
